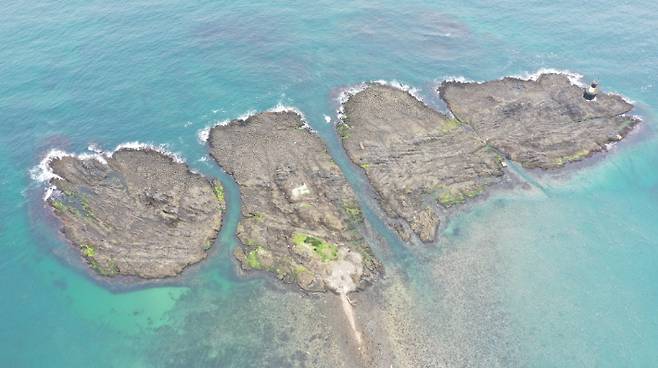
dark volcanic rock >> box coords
[339,84,505,243]
[340,74,638,244]
[440,73,638,168]
[208,111,379,293]
[47,149,224,279]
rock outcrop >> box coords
[339,84,505,243]
[47,149,224,278]
[208,111,379,293]
[439,73,637,168]
[339,74,638,243]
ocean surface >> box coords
[2,1,658,367]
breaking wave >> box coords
[335,80,426,124]
[508,68,586,87]
[30,142,184,200]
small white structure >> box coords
[291,183,311,199]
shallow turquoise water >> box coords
[1,1,657,366]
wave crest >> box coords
[30,142,184,200]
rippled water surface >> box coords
[1,1,658,366]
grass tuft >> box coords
[292,233,338,262]
[212,182,225,203]
[246,247,264,269]
[80,243,96,258]
[337,124,351,139]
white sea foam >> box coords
[237,109,257,121]
[335,83,372,123]
[87,143,103,153]
[508,68,585,87]
[372,80,424,101]
[336,81,427,124]
[31,141,185,200]
[111,141,184,163]
[197,126,211,143]
[199,104,314,138]
[268,103,307,121]
[323,115,332,124]
[607,92,636,105]
[441,69,586,87]
[30,148,108,200]
[442,75,481,84]
[30,149,69,184]
[43,186,56,201]
[629,114,643,122]
[267,103,315,132]
[197,119,233,143]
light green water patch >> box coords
[69,284,187,334]
[35,255,188,336]
[438,128,658,367]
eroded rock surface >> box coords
[340,74,638,243]
[47,149,224,278]
[440,73,638,168]
[208,111,379,293]
[339,84,505,243]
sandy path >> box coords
[340,292,363,347]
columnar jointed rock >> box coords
[339,84,505,243]
[47,149,224,278]
[208,111,379,293]
[439,73,638,168]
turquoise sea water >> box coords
[2,1,658,366]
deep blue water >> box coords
[1,1,657,367]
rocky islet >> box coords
[45,148,224,278]
[338,73,639,243]
[207,110,380,293]
[42,72,638,288]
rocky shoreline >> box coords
[337,73,639,244]
[439,73,637,169]
[39,72,639,290]
[44,148,224,278]
[207,110,380,293]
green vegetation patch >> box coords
[554,149,590,166]
[437,190,466,207]
[80,196,92,215]
[337,124,351,139]
[440,118,462,133]
[51,190,95,218]
[97,259,119,277]
[80,243,96,258]
[343,201,364,223]
[203,240,213,250]
[359,162,370,169]
[293,264,310,277]
[435,185,483,207]
[212,182,225,203]
[292,233,338,262]
[51,200,66,212]
[246,246,265,269]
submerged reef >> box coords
[207,111,380,293]
[339,73,638,244]
[45,148,224,278]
